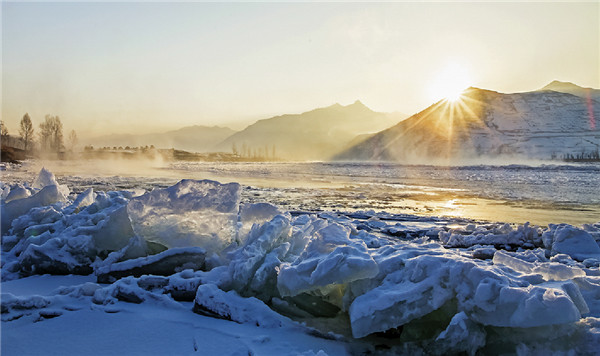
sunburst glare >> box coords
[428,61,472,103]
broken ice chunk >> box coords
[95,247,206,283]
[4,185,31,203]
[435,312,486,355]
[127,179,241,254]
[194,284,289,328]
[550,226,600,261]
[493,250,586,281]
[348,255,454,338]
[65,188,95,214]
[1,185,66,235]
[228,214,291,297]
[91,205,135,252]
[471,285,582,328]
[238,202,283,243]
[278,223,379,297]
[32,168,70,198]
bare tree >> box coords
[19,113,35,152]
[1,120,8,137]
[39,121,50,150]
[232,142,238,156]
[39,115,64,153]
[68,129,78,152]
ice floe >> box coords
[127,179,241,253]
[2,168,600,355]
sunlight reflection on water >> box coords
[3,160,599,226]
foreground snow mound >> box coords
[127,179,241,253]
[194,284,290,328]
[543,224,600,261]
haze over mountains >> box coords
[88,125,236,153]
[86,102,402,160]
[86,81,599,162]
[335,82,600,162]
[215,101,402,160]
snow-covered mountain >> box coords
[215,101,402,160]
[540,80,600,101]
[335,84,600,162]
[87,125,237,153]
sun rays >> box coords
[374,88,492,162]
[428,61,472,104]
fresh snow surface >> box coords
[1,274,96,296]
[2,168,600,355]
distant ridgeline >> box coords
[214,100,402,161]
[335,81,600,163]
[85,102,403,162]
[24,80,599,164]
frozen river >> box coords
[2,160,599,226]
[3,160,600,355]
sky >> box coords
[2,1,599,138]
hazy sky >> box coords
[2,1,599,138]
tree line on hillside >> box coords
[231,142,278,160]
[1,114,78,159]
[560,150,600,162]
[83,145,156,151]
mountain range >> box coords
[86,102,402,160]
[335,82,600,162]
[86,81,599,162]
[214,101,402,160]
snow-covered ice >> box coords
[2,168,600,355]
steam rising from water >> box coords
[4,159,599,226]
[22,156,171,179]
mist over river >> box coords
[2,160,599,226]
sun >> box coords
[428,61,472,103]
[445,88,463,102]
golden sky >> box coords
[2,2,599,137]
